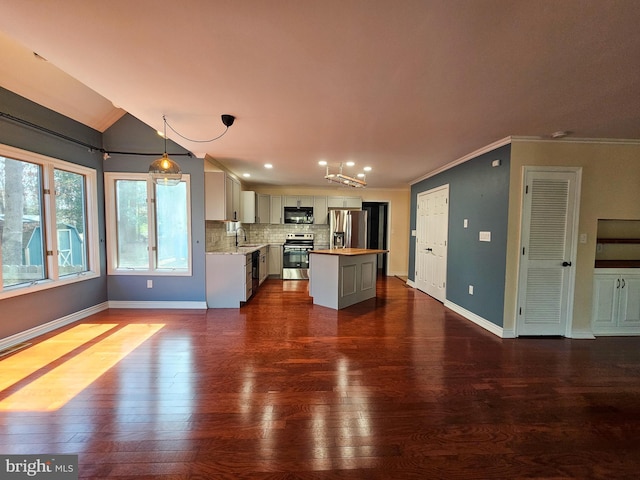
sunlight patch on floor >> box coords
[0,323,118,392]
[0,323,164,411]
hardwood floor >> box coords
[1,276,640,479]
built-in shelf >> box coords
[595,260,640,268]
[597,238,640,244]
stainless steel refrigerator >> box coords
[329,209,368,249]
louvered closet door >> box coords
[517,169,580,336]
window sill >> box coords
[0,271,101,301]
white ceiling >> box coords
[0,1,639,189]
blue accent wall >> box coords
[409,145,511,327]
[0,87,108,339]
[102,114,206,302]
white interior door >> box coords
[415,185,449,302]
[517,168,581,336]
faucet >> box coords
[235,226,247,247]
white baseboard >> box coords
[569,330,597,339]
[0,301,109,351]
[388,271,409,277]
[501,328,517,339]
[444,301,507,338]
[406,279,416,288]
[108,300,208,309]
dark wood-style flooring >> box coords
[1,277,640,479]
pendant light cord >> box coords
[164,116,229,143]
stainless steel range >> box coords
[282,233,314,280]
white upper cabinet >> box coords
[257,194,271,224]
[284,195,314,208]
[241,191,256,223]
[327,196,362,209]
[270,196,282,224]
[314,196,328,224]
[205,171,241,221]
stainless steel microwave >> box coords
[283,206,314,224]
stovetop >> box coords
[285,232,314,245]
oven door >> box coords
[282,246,310,269]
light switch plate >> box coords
[464,219,468,228]
[479,231,491,242]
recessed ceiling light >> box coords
[264,163,273,169]
[363,166,372,172]
[243,173,250,177]
[318,160,327,166]
[357,173,365,178]
[346,161,355,167]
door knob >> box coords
[562,261,572,267]
[425,248,433,252]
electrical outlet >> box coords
[147,279,153,289]
[469,285,474,295]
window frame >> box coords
[0,144,101,300]
[104,172,192,276]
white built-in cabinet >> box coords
[270,196,282,224]
[592,270,640,335]
[205,172,241,221]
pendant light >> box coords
[149,115,182,186]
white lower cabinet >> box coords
[259,247,268,285]
[268,244,282,277]
[206,253,253,308]
[592,270,640,335]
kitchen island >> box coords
[309,248,388,309]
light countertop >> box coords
[206,244,268,255]
[310,248,388,256]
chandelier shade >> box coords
[149,116,182,186]
[149,153,182,186]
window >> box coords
[0,144,99,299]
[104,173,191,275]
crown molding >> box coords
[410,137,512,185]
[409,135,640,185]
[511,135,640,145]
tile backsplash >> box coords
[205,221,330,251]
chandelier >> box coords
[149,116,182,186]
[324,162,367,188]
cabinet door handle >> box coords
[622,278,626,289]
[562,261,572,267]
[617,278,621,288]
